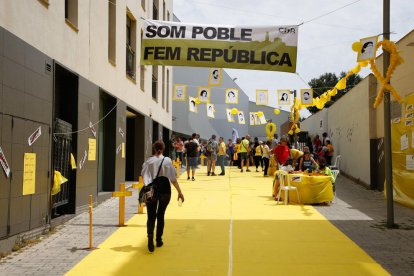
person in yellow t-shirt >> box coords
[235,138,242,169]
[217,137,227,175]
[326,140,334,165]
[240,135,251,172]
[254,140,264,172]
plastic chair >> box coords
[331,169,340,182]
[329,155,341,170]
[331,169,340,203]
[276,170,301,205]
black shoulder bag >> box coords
[139,157,165,205]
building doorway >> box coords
[52,63,78,217]
[97,91,116,192]
[125,109,145,181]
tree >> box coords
[306,72,362,114]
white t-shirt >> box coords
[141,155,177,186]
[262,145,271,159]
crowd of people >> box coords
[167,132,335,180]
[141,132,335,253]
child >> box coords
[318,158,335,191]
[299,152,318,172]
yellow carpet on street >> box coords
[67,167,389,276]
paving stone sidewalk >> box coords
[0,175,413,275]
[0,186,141,276]
[315,176,414,276]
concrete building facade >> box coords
[0,0,173,248]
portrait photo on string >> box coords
[357,36,378,62]
[198,87,211,103]
[225,88,239,104]
[207,104,215,118]
[278,90,290,105]
[173,84,187,101]
[189,97,198,113]
[208,68,222,86]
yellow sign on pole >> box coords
[23,153,36,195]
[88,138,96,161]
[121,142,125,159]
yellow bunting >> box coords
[70,153,77,169]
[274,109,280,115]
[369,40,404,108]
[352,41,363,52]
[351,65,361,74]
[257,111,264,117]
[335,78,347,90]
[265,122,276,140]
[359,61,369,67]
[231,108,238,115]
[195,98,201,105]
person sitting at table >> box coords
[318,157,335,192]
[299,151,318,172]
[273,137,290,167]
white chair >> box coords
[329,155,341,170]
[331,169,340,182]
[331,169,340,203]
[276,170,301,205]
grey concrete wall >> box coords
[76,76,100,209]
[0,27,53,238]
[173,67,249,140]
[300,76,374,185]
[248,101,290,141]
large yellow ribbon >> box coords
[369,40,404,108]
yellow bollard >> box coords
[112,183,132,226]
[89,194,93,250]
[132,176,145,214]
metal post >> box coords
[292,90,298,148]
[383,0,394,227]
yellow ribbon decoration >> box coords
[265,122,277,140]
[288,39,403,134]
[369,40,404,108]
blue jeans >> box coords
[217,155,226,174]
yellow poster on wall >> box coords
[122,142,125,158]
[23,153,36,195]
[389,93,414,208]
[88,138,96,161]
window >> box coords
[152,66,158,100]
[153,0,158,20]
[162,66,165,109]
[126,13,136,80]
[166,69,170,112]
[108,0,116,64]
[141,0,146,11]
[65,0,78,30]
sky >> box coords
[173,0,414,118]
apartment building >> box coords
[0,0,173,247]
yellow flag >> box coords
[70,153,77,169]
[52,170,68,196]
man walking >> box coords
[206,134,218,176]
[217,137,227,175]
[240,135,251,172]
[185,133,199,181]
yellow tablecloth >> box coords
[273,173,334,204]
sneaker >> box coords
[192,177,195,181]
[219,172,225,176]
[148,238,155,252]
[256,169,259,172]
[246,169,251,172]
[211,173,216,176]
[187,176,190,180]
[240,169,243,172]
[207,172,210,176]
